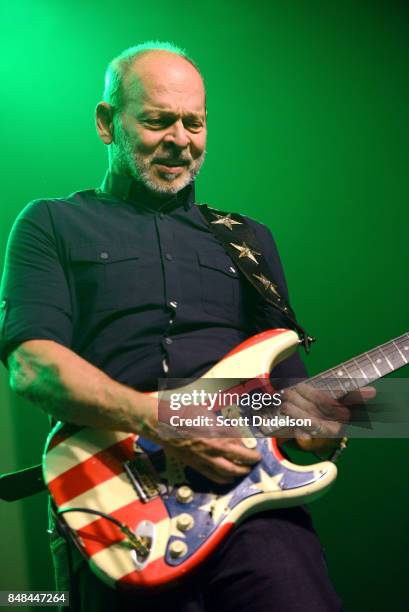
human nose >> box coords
[163,119,190,148]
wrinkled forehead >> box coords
[122,52,206,112]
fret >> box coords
[352,358,369,380]
[310,381,330,394]
[305,332,409,399]
[336,377,355,393]
[340,360,366,388]
[341,361,362,379]
[328,363,358,394]
[377,346,394,370]
[379,341,406,370]
[392,340,408,365]
[366,348,394,377]
[314,370,348,399]
[309,373,338,399]
[354,354,380,382]
[394,335,409,363]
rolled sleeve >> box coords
[0,200,72,366]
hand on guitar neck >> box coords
[140,380,376,478]
[276,383,377,453]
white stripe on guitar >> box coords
[45,429,132,481]
[59,471,137,530]
[202,330,298,380]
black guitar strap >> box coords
[197,204,315,353]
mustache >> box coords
[153,156,192,165]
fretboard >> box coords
[307,332,409,398]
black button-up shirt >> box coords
[0,173,306,389]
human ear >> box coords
[95,102,115,144]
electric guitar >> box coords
[43,328,409,591]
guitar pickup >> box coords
[124,456,161,502]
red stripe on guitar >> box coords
[270,437,285,461]
[221,329,287,360]
[48,436,136,505]
[76,497,168,558]
[118,522,234,589]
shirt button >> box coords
[165,253,173,261]
[169,300,178,308]
[100,252,109,260]
[169,319,174,325]
[164,337,173,345]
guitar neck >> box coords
[307,332,409,398]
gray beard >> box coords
[112,123,206,195]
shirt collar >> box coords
[98,171,195,212]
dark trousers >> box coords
[51,507,342,612]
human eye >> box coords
[184,118,204,133]
[142,116,167,130]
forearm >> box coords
[8,340,156,434]
[6,340,264,483]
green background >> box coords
[0,0,408,609]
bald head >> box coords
[103,42,204,112]
[121,50,205,114]
[96,44,207,195]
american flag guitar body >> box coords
[43,327,409,591]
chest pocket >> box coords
[69,244,147,312]
[198,250,241,315]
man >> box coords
[0,42,357,610]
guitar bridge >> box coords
[124,456,162,502]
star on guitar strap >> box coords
[197,204,315,353]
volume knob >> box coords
[176,485,194,503]
[176,513,194,532]
[169,539,188,558]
